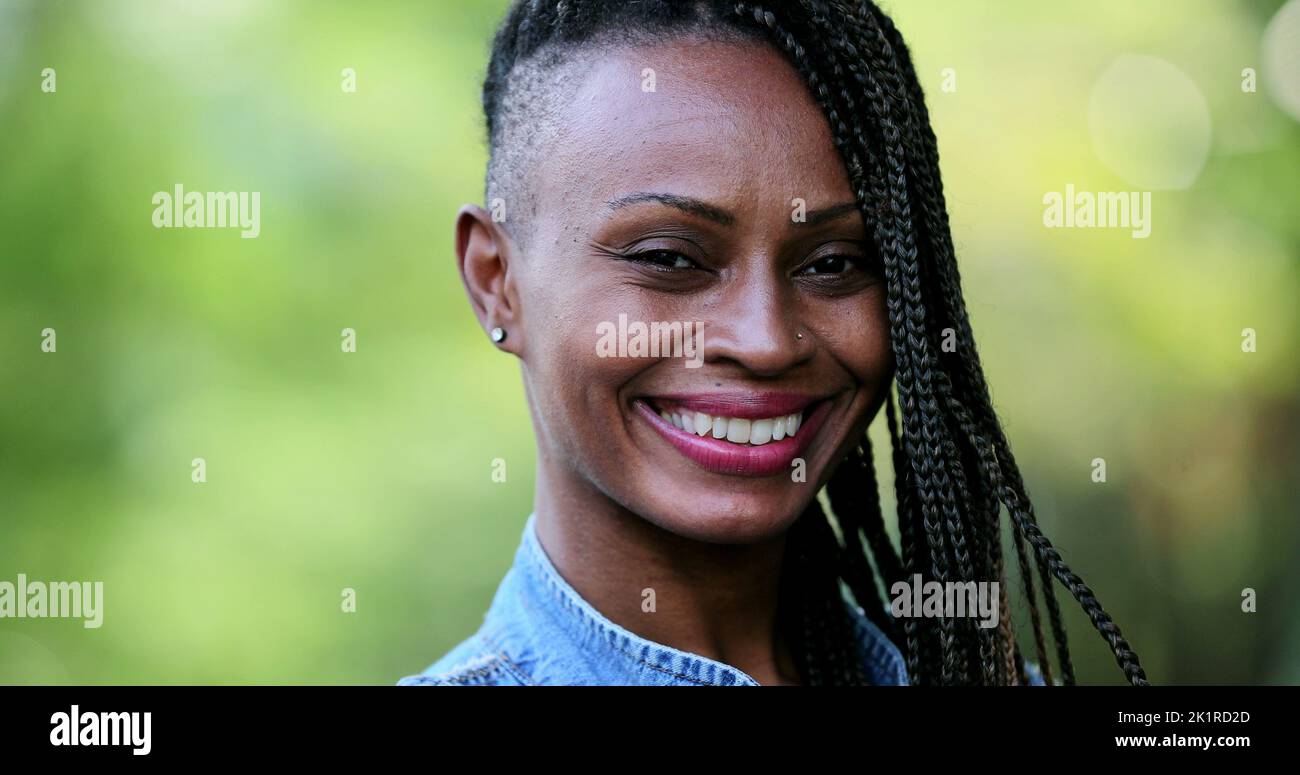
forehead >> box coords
[531,37,853,225]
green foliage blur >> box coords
[0,0,1296,685]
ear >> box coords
[455,203,522,355]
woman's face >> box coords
[488,37,892,544]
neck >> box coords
[532,456,802,685]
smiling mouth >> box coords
[632,394,832,477]
[649,403,804,446]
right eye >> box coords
[627,250,700,271]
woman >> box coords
[401,0,1147,686]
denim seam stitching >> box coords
[439,657,504,685]
[478,629,537,686]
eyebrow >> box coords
[606,192,735,226]
[605,192,861,229]
[800,201,861,227]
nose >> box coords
[698,269,811,377]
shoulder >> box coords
[397,632,534,687]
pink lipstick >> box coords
[633,393,832,477]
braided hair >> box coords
[480,0,1148,686]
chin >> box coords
[634,489,811,545]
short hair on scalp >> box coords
[481,3,764,247]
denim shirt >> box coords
[399,513,911,686]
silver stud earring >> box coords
[490,327,507,344]
[795,332,804,341]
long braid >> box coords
[854,2,1075,685]
[888,391,928,683]
[853,0,1145,685]
[841,4,1005,684]
[481,0,1147,686]
[859,2,1120,685]
[831,0,1007,684]
[828,441,903,647]
[832,441,904,591]
[789,497,870,686]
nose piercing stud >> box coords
[795,332,804,340]
[490,327,507,343]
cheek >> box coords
[520,275,647,457]
[818,288,893,386]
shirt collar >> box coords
[495,513,908,685]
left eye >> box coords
[799,255,858,275]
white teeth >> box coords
[726,418,751,444]
[656,404,807,447]
[693,412,711,436]
[711,416,728,439]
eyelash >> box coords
[625,249,699,271]
[798,254,866,276]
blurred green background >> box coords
[0,0,1296,684]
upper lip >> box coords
[640,391,826,419]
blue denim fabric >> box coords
[399,514,1050,686]
[399,513,910,686]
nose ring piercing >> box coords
[490,327,507,343]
